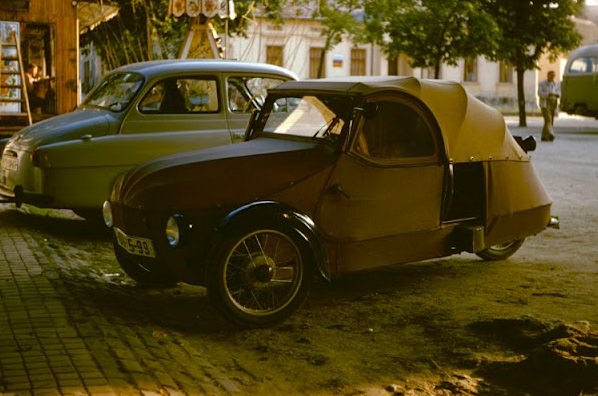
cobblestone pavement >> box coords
[0,207,241,396]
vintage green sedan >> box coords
[0,60,296,220]
[104,76,558,327]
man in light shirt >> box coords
[537,70,560,142]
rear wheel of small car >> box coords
[207,224,313,327]
[476,239,525,261]
[114,245,177,288]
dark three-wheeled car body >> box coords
[103,76,557,326]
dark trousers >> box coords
[541,99,557,141]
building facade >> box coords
[227,16,541,113]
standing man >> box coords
[538,70,560,142]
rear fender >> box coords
[216,200,330,282]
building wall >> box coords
[448,58,537,113]
[0,0,78,114]
[228,18,378,79]
[228,17,542,113]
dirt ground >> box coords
[7,116,598,395]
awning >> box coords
[77,0,120,34]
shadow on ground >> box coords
[470,317,598,396]
[0,204,110,241]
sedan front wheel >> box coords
[207,223,312,327]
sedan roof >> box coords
[271,77,526,164]
[111,59,298,80]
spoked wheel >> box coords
[208,224,312,327]
[476,239,525,261]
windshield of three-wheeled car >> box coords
[261,95,347,139]
[83,72,144,112]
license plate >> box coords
[2,155,17,171]
[114,227,156,258]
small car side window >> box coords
[227,76,286,113]
[139,77,219,114]
[354,100,436,160]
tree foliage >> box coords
[483,0,584,126]
[361,0,499,78]
[81,0,186,70]
[313,0,361,77]
[81,0,290,70]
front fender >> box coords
[216,200,330,282]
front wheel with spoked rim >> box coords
[476,239,525,261]
[207,222,313,327]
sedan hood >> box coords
[113,137,338,210]
[7,108,114,149]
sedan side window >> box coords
[354,100,436,161]
[227,76,286,113]
[139,77,219,114]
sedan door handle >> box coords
[326,183,351,199]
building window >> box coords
[266,45,284,67]
[499,62,513,83]
[463,57,478,82]
[350,48,367,76]
[309,47,325,78]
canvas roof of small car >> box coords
[110,59,298,80]
[271,77,527,164]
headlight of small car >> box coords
[165,214,191,247]
[102,201,113,228]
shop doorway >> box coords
[22,22,56,116]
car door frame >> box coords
[315,91,452,274]
[118,72,232,140]
[223,72,295,143]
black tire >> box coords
[114,244,177,288]
[476,239,525,261]
[207,222,313,327]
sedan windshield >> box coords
[83,72,144,112]
[262,95,350,140]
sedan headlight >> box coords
[166,214,191,247]
[102,201,113,228]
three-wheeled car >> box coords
[103,77,558,327]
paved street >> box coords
[0,113,597,396]
[0,209,243,395]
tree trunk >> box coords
[516,66,527,127]
[388,54,398,76]
[317,47,326,78]
[434,62,441,79]
[146,12,153,60]
[317,33,334,78]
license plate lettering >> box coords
[115,227,156,258]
